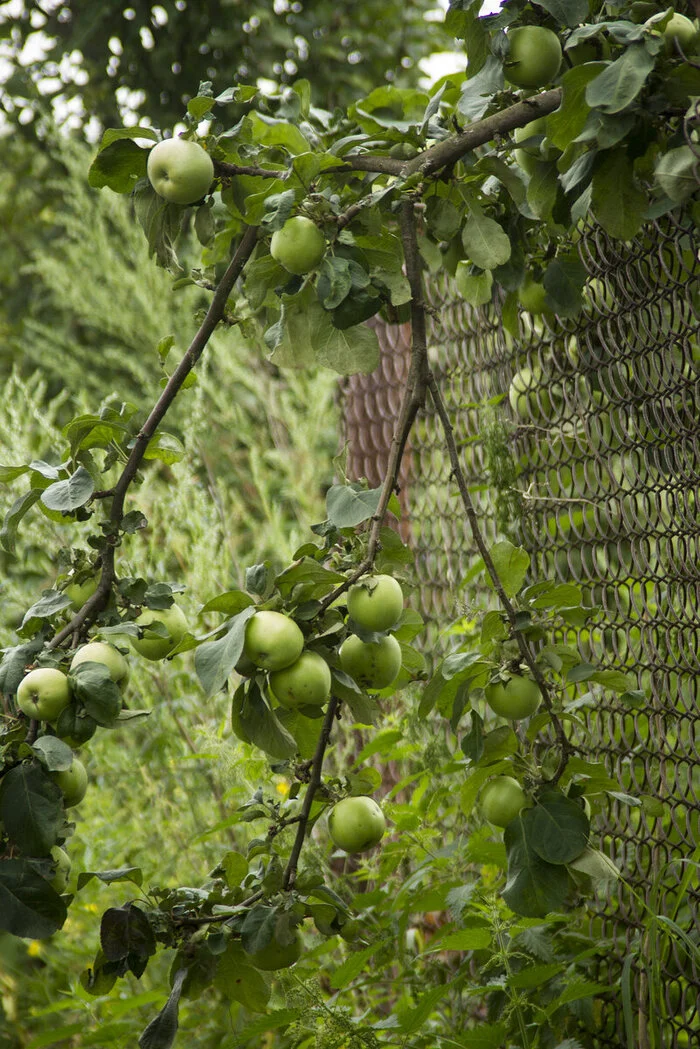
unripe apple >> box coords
[663,12,699,53]
[339,634,402,691]
[328,796,386,853]
[504,27,562,89]
[269,651,331,708]
[64,576,97,609]
[347,574,404,632]
[17,668,72,722]
[479,776,528,828]
[70,642,129,686]
[147,138,214,205]
[270,216,326,275]
[244,611,304,672]
[50,756,88,807]
[130,604,188,661]
[49,845,71,893]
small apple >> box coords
[130,604,188,661]
[328,796,386,853]
[517,275,551,315]
[246,934,301,971]
[48,845,71,894]
[64,576,97,609]
[70,642,129,686]
[50,755,88,807]
[17,668,72,722]
[270,216,326,275]
[147,138,214,205]
[504,27,562,89]
[244,611,304,672]
[479,776,528,828]
[338,634,402,691]
[347,574,404,632]
[663,12,699,54]
[269,651,332,708]
[508,365,546,419]
[485,675,542,720]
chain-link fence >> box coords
[343,206,699,1047]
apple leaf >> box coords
[41,466,95,513]
[0,488,43,554]
[532,0,589,28]
[31,737,75,772]
[77,867,144,891]
[194,606,256,697]
[585,44,654,114]
[485,541,530,598]
[461,209,511,270]
[591,150,646,239]
[20,588,72,626]
[231,683,297,759]
[502,812,571,917]
[0,764,63,856]
[69,662,123,726]
[655,146,699,203]
[326,484,382,528]
[528,790,590,865]
[0,859,68,939]
[101,902,156,970]
[199,590,255,616]
[214,941,271,1012]
[88,138,149,193]
[138,967,187,1049]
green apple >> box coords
[130,604,188,661]
[48,845,71,894]
[246,934,301,970]
[51,756,88,807]
[70,642,129,686]
[270,216,326,275]
[504,27,562,89]
[485,675,542,720]
[269,651,331,708]
[663,12,698,53]
[147,138,214,205]
[64,576,97,609]
[339,634,402,690]
[347,574,404,632]
[17,668,72,722]
[244,611,304,672]
[508,365,546,419]
[328,796,386,853]
[479,776,528,828]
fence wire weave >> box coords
[343,208,699,1047]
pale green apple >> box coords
[147,138,214,205]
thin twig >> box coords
[282,693,341,891]
[47,225,260,651]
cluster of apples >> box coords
[238,574,406,854]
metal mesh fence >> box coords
[343,206,699,1047]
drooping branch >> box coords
[426,372,573,780]
[48,224,260,650]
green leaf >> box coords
[138,967,187,1049]
[529,790,589,864]
[20,589,72,626]
[88,139,148,193]
[326,484,382,528]
[585,44,655,114]
[0,859,67,939]
[532,0,588,27]
[194,607,256,697]
[248,111,311,155]
[276,708,323,759]
[0,764,63,856]
[591,150,646,239]
[77,867,144,891]
[275,558,345,598]
[69,663,123,727]
[542,255,586,317]
[461,210,511,270]
[655,146,699,203]
[590,669,633,692]
[330,943,377,989]
[0,464,30,483]
[1,488,43,554]
[454,264,493,307]
[101,902,156,972]
[485,541,530,598]
[99,127,159,147]
[270,292,380,374]
[31,737,74,772]
[507,961,564,989]
[398,983,454,1032]
[438,928,492,951]
[457,1024,509,1049]
[41,466,95,513]
[526,160,559,221]
[214,941,271,1012]
[458,55,504,121]
[142,432,185,466]
[548,63,606,150]
[132,183,183,270]
[502,814,571,917]
[199,590,255,616]
[232,683,297,759]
